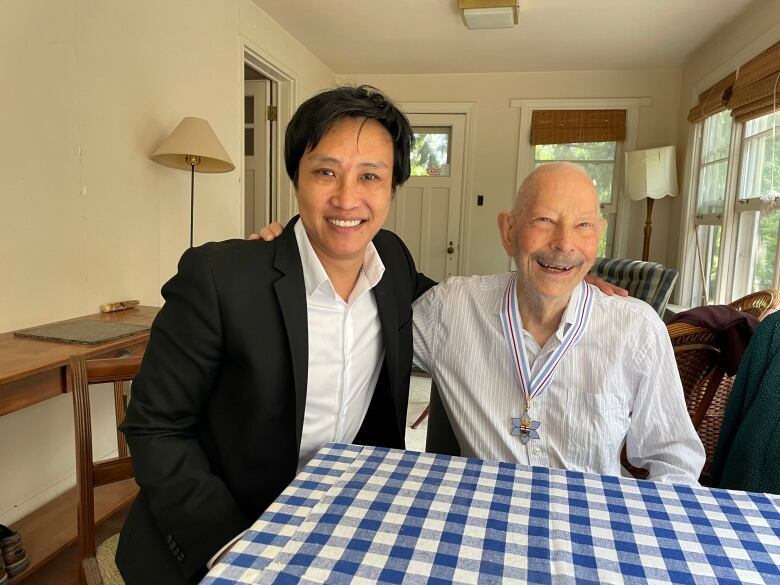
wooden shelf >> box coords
[9,478,138,582]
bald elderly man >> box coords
[413,162,704,484]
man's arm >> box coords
[121,247,248,580]
[624,310,706,485]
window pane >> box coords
[734,209,780,295]
[692,225,721,305]
[744,111,780,139]
[535,142,616,161]
[700,111,732,163]
[411,127,450,177]
[738,121,780,200]
[697,161,728,214]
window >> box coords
[410,127,451,177]
[732,113,780,297]
[690,111,733,305]
[688,110,780,305]
[534,142,621,257]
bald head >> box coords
[497,161,605,310]
[513,162,600,219]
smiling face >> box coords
[295,116,394,273]
[498,163,605,308]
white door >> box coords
[244,79,272,236]
[385,113,465,281]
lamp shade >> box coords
[151,117,234,173]
[624,146,678,201]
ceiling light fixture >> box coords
[459,0,519,30]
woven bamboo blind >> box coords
[530,110,626,145]
[730,40,780,123]
[687,72,736,123]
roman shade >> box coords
[530,110,626,145]
[730,41,780,123]
[687,72,736,124]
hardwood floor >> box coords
[20,504,129,585]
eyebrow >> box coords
[306,155,388,169]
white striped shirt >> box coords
[413,272,705,485]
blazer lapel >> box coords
[273,218,309,453]
[373,274,398,402]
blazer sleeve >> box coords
[120,246,249,580]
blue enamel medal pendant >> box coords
[511,411,540,444]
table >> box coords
[204,443,780,585]
[0,306,158,417]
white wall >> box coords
[339,71,682,274]
[0,0,334,525]
[671,0,780,280]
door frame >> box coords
[241,40,297,228]
[400,102,475,277]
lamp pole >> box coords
[642,198,655,262]
[185,155,201,248]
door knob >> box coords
[447,241,455,254]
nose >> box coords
[330,177,361,209]
[551,224,576,252]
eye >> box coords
[535,217,553,223]
[578,222,593,228]
[362,172,381,181]
[315,168,335,177]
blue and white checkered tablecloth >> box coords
[202,443,780,585]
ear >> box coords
[497,211,515,257]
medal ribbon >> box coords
[500,274,593,407]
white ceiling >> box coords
[252,0,756,74]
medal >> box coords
[511,407,540,444]
[501,275,593,443]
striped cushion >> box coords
[591,257,678,316]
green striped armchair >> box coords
[590,257,678,317]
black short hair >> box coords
[284,85,413,191]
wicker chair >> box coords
[622,322,726,483]
[728,288,780,321]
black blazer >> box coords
[116,219,434,584]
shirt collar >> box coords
[493,273,584,343]
[556,280,586,341]
[293,219,385,299]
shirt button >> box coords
[532,447,541,456]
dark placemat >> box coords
[14,319,150,345]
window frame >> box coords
[682,110,780,307]
[511,97,649,267]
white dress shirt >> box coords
[413,272,705,485]
[294,220,385,471]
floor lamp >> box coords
[624,146,678,261]
[151,117,235,247]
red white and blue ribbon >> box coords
[500,274,593,443]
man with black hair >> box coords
[116,85,434,585]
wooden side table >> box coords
[0,306,159,581]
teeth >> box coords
[328,218,362,227]
[540,262,570,272]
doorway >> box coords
[244,65,276,237]
[384,113,466,281]
[242,46,295,231]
